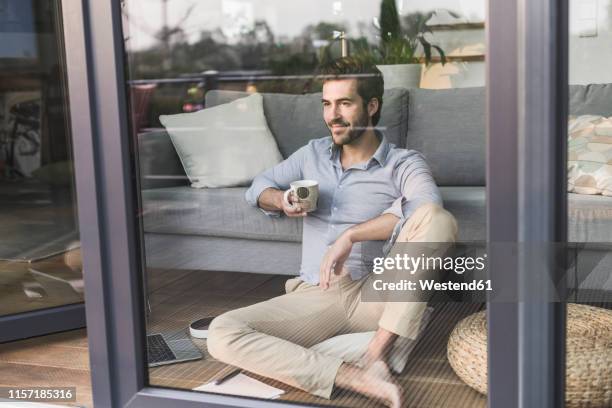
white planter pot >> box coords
[377,64,423,89]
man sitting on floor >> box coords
[207,57,457,408]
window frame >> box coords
[0,0,86,344]
[487,0,568,407]
[65,0,569,406]
[0,304,86,343]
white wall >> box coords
[421,61,485,89]
[419,0,612,88]
[420,28,485,89]
[569,0,612,84]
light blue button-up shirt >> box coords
[245,133,441,285]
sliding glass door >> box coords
[65,0,581,407]
[563,2,612,407]
[0,0,84,343]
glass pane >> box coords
[0,0,82,317]
[566,0,612,406]
[123,0,487,406]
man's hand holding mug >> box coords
[282,180,319,217]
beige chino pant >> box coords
[207,203,458,399]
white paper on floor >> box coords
[193,373,285,399]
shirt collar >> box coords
[371,131,390,167]
[328,130,390,167]
[328,141,341,168]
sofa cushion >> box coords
[142,186,487,243]
[406,88,486,187]
[142,186,302,242]
[406,84,612,188]
[159,93,283,188]
[205,88,409,157]
[142,186,612,245]
[440,187,612,243]
[141,186,487,242]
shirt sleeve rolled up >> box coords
[245,145,307,216]
[383,151,442,252]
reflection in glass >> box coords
[124,1,488,406]
[0,0,82,317]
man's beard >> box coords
[329,112,370,147]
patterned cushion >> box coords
[568,115,612,196]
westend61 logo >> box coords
[372,253,488,275]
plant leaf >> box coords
[380,0,401,43]
[432,45,446,65]
[447,10,462,19]
[420,37,432,64]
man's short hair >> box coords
[317,57,384,126]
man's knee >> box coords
[206,311,248,362]
[425,203,457,232]
[399,203,458,242]
[413,202,446,218]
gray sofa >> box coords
[139,85,612,296]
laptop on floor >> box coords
[146,332,203,367]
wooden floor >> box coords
[0,256,487,408]
[145,268,487,408]
[0,329,91,407]
[0,249,88,406]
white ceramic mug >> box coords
[283,180,319,212]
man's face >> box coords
[322,79,376,146]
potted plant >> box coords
[363,0,454,88]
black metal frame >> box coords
[516,0,568,406]
[487,0,568,407]
[486,0,519,405]
[64,0,569,407]
[0,303,85,344]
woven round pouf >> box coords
[447,304,612,407]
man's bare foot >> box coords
[335,361,402,408]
